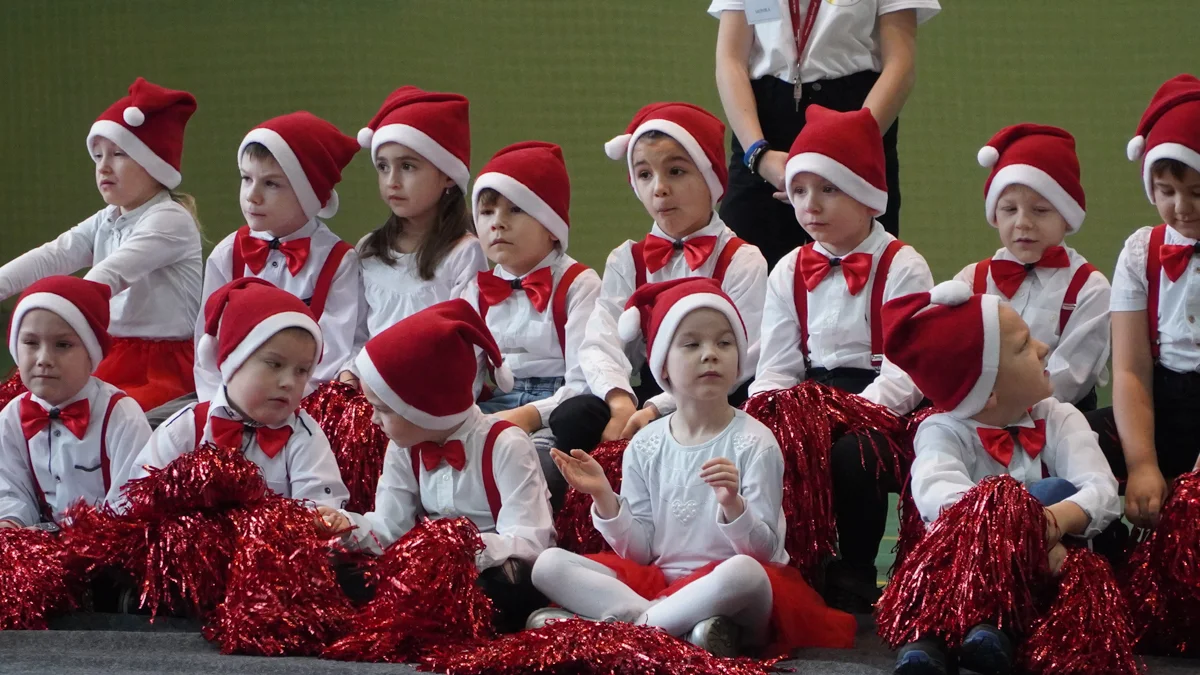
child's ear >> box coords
[981,392,999,412]
[442,174,457,190]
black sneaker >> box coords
[823,560,882,614]
[958,624,1013,675]
[894,637,950,675]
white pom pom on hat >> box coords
[929,280,973,307]
[1126,135,1146,162]
[122,106,145,127]
[617,307,642,342]
[493,361,515,393]
[605,134,632,161]
[977,145,1000,168]
[357,127,374,150]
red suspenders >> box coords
[408,420,516,522]
[231,226,352,320]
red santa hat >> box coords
[86,77,197,190]
[238,112,360,220]
[785,105,887,215]
[357,86,471,194]
[616,278,748,394]
[1126,73,1200,203]
[196,278,323,383]
[472,141,571,250]
[977,124,1086,232]
[882,281,1001,418]
[8,276,112,373]
[604,102,727,206]
[354,299,513,431]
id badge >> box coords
[743,0,783,24]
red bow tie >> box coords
[798,247,873,295]
[210,416,293,459]
[643,235,717,274]
[1160,242,1200,282]
[239,234,311,276]
[989,246,1071,298]
[20,397,90,441]
[477,267,553,313]
[977,419,1047,467]
[415,439,467,471]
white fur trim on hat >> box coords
[355,350,471,431]
[238,128,330,220]
[644,293,749,395]
[617,307,642,342]
[473,172,570,251]
[977,145,1000,168]
[369,123,470,194]
[621,120,723,206]
[217,311,323,382]
[949,293,1001,418]
[87,120,182,189]
[984,164,1086,232]
[785,152,888,215]
[9,293,104,372]
[1141,142,1200,204]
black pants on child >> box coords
[719,71,901,270]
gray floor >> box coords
[0,614,1191,674]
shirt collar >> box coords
[211,386,294,429]
[494,249,561,280]
[104,190,171,230]
[966,408,1037,431]
[650,211,723,242]
[248,218,319,243]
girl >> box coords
[0,78,202,413]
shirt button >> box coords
[53,430,61,438]
[1190,316,1196,324]
[55,476,61,482]
[272,261,279,268]
[811,82,822,91]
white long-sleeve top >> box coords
[462,249,601,425]
[114,386,349,509]
[592,409,787,582]
[344,234,488,374]
[194,218,364,401]
[0,378,150,525]
[579,213,767,415]
[955,246,1111,405]
[342,407,555,571]
[0,190,201,340]
[910,398,1120,539]
[751,222,931,414]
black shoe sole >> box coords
[958,635,1012,675]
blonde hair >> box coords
[168,189,205,242]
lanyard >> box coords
[788,0,823,108]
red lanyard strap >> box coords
[789,0,823,72]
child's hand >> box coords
[602,393,637,443]
[1048,542,1068,577]
[337,370,361,389]
[620,405,660,440]
[315,505,350,535]
[1126,463,1168,528]
[552,448,611,496]
[757,150,788,192]
[701,457,745,521]
[1044,508,1062,549]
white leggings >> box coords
[531,548,773,644]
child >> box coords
[338,86,487,386]
[319,300,554,632]
[955,124,1110,412]
[116,278,349,508]
[0,78,202,412]
[882,281,1119,674]
[559,102,768,450]
[0,276,151,527]
[465,140,601,503]
[528,278,855,657]
[193,111,362,403]
[1089,73,1200,532]
[751,105,933,612]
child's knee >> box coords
[531,547,573,587]
[717,555,770,594]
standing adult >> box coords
[713,0,940,269]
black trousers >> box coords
[720,71,901,270]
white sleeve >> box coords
[0,405,41,526]
[721,244,768,386]
[287,413,351,510]
[476,428,556,570]
[860,248,934,414]
[579,245,638,401]
[344,443,421,555]
[532,268,602,427]
[1110,227,1150,312]
[877,0,941,23]
[717,443,784,561]
[343,266,371,378]
[450,238,489,300]
[1048,272,1111,404]
[194,244,233,402]
[751,252,806,397]
[102,396,153,506]
[83,207,200,295]
[1045,404,1121,538]
[707,0,745,18]
[910,421,978,525]
[313,250,363,384]
[0,215,99,300]
[591,433,655,564]
[952,263,977,286]
[111,405,197,509]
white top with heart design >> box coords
[592,409,786,582]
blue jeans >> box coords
[1029,477,1078,506]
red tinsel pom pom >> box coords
[1124,470,1200,656]
[419,618,784,675]
[204,496,353,656]
[0,370,27,412]
[1018,549,1144,675]
[553,440,627,555]
[119,442,268,518]
[0,528,75,629]
[303,381,390,512]
[322,517,495,662]
[875,475,1051,649]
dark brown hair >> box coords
[240,141,275,162]
[359,187,474,280]
[1151,158,1194,182]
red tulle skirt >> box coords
[586,553,856,655]
[0,371,27,412]
[94,337,194,411]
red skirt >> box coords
[586,553,857,655]
[94,338,194,411]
